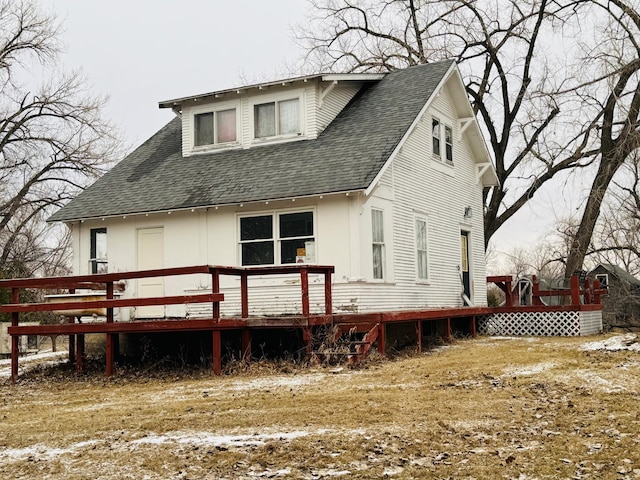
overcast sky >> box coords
[42,0,557,258]
[45,0,309,149]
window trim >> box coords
[250,92,304,142]
[89,227,107,274]
[371,208,385,280]
[431,115,453,165]
[191,103,239,150]
[595,273,609,289]
[415,216,429,282]
[238,209,316,266]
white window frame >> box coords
[595,273,609,289]
[89,227,108,274]
[431,115,453,164]
[250,92,304,142]
[238,209,316,266]
[371,208,385,280]
[415,216,429,282]
[191,102,239,151]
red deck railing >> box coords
[487,274,606,307]
[0,264,335,381]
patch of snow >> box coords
[248,467,291,478]
[131,430,312,448]
[0,440,99,462]
[229,373,326,391]
[0,350,68,379]
[504,362,555,377]
[580,334,640,352]
[575,370,627,393]
[383,466,404,476]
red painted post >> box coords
[77,334,85,373]
[10,287,19,383]
[211,269,220,320]
[301,267,309,317]
[241,272,248,318]
[446,317,452,341]
[241,329,252,360]
[593,279,602,304]
[504,279,514,306]
[377,323,386,356]
[68,288,76,365]
[532,276,543,306]
[570,275,581,305]
[212,330,222,375]
[105,333,114,377]
[470,315,476,337]
[583,277,592,304]
[105,281,115,376]
[416,320,422,353]
[324,269,332,315]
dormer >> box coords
[159,73,385,157]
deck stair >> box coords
[312,322,380,365]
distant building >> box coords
[590,264,640,329]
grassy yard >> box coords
[1,334,640,479]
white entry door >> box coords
[137,227,165,318]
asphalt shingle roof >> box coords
[49,60,454,222]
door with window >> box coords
[137,227,164,318]
[460,231,471,305]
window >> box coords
[415,218,428,280]
[372,209,385,280]
[432,116,453,164]
[90,228,107,274]
[595,274,609,289]
[431,118,440,157]
[240,211,314,266]
[194,108,236,146]
[445,125,453,162]
[254,98,300,138]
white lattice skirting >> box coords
[477,310,602,336]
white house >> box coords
[48,60,498,319]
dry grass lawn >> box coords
[2,334,640,479]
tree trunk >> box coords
[564,153,626,277]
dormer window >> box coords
[254,98,300,138]
[194,108,236,146]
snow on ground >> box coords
[580,334,640,352]
[503,362,556,377]
[0,350,68,379]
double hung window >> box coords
[371,209,385,280]
[194,108,236,146]
[432,117,453,163]
[415,218,428,280]
[90,228,107,274]
[254,98,300,138]
[240,211,314,266]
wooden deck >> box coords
[1,267,603,382]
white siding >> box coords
[316,85,360,134]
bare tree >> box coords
[298,0,640,268]
[563,0,640,277]
[0,0,120,277]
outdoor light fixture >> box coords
[464,206,473,219]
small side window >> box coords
[90,228,107,274]
[432,118,441,157]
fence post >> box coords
[241,271,248,318]
[301,267,309,317]
[211,268,220,321]
[571,275,581,305]
[324,268,332,315]
[105,281,114,377]
[10,287,19,383]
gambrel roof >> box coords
[50,60,493,222]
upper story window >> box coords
[90,228,107,274]
[595,273,609,289]
[254,98,300,138]
[239,210,315,266]
[432,117,453,164]
[194,108,237,146]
